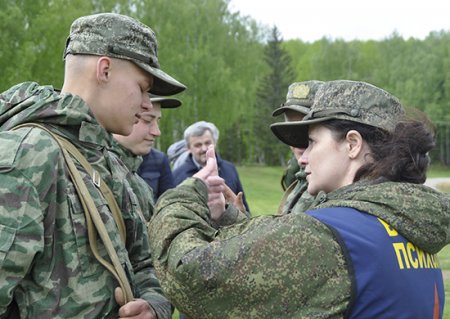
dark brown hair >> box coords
[321,118,435,184]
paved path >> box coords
[424,177,450,190]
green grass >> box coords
[236,165,285,216]
[428,164,450,178]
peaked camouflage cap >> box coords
[150,95,182,108]
[64,13,186,96]
[272,80,324,117]
[271,80,405,148]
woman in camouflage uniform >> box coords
[149,80,449,319]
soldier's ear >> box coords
[96,57,112,83]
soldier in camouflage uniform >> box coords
[148,80,449,318]
[111,95,182,221]
[0,13,186,318]
[272,81,324,215]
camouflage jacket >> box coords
[0,82,170,318]
[149,177,449,318]
[108,141,155,221]
[278,168,316,215]
[280,155,300,191]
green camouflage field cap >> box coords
[271,80,405,148]
[150,95,182,108]
[64,13,186,96]
[272,80,324,117]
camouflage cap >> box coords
[271,80,405,148]
[64,13,186,96]
[272,80,324,117]
[150,95,182,108]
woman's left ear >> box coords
[346,130,363,159]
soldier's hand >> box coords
[193,146,227,220]
[207,175,226,221]
[193,145,218,181]
[223,184,246,213]
[115,287,156,319]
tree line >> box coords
[1,0,449,165]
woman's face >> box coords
[300,124,355,195]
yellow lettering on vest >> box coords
[432,254,440,268]
[416,247,427,268]
[426,253,434,268]
[394,242,438,269]
[393,243,410,269]
[378,218,398,237]
[406,242,419,269]
[426,253,438,269]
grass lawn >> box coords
[427,164,450,178]
[236,165,285,216]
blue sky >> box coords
[229,0,450,42]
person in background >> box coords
[167,139,189,170]
[272,80,324,214]
[0,12,186,318]
[148,80,448,318]
[172,120,250,212]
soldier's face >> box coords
[300,124,352,195]
[113,103,161,156]
[291,146,305,161]
[188,130,214,166]
[98,59,153,136]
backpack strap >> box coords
[12,123,134,303]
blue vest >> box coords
[306,207,444,319]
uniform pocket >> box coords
[0,224,16,265]
[67,191,110,278]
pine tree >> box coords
[252,26,295,165]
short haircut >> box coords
[184,121,219,145]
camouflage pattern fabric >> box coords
[0,82,170,318]
[148,176,449,318]
[108,140,155,221]
[272,80,325,117]
[271,80,405,148]
[280,155,300,191]
[278,167,317,215]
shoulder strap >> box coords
[58,137,127,242]
[12,123,134,303]
[277,180,298,215]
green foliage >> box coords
[1,0,449,165]
[138,0,266,155]
[0,0,129,90]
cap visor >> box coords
[272,106,287,117]
[270,117,334,148]
[150,96,182,108]
[136,62,187,96]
